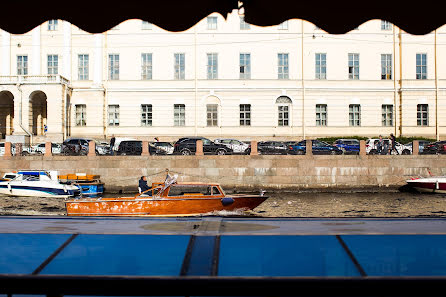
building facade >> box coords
[0,10,445,143]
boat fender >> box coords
[436,181,440,190]
[7,183,11,192]
[221,197,234,206]
[63,185,67,193]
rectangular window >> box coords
[382,104,393,126]
[348,53,359,80]
[141,104,152,126]
[207,53,218,79]
[240,16,250,30]
[417,104,429,126]
[48,20,58,31]
[75,104,87,127]
[141,53,152,80]
[174,53,185,80]
[316,104,327,126]
[108,54,119,80]
[174,104,185,126]
[47,55,58,75]
[349,104,361,126]
[78,54,89,80]
[315,53,327,80]
[278,53,289,79]
[278,21,288,30]
[207,104,218,127]
[17,55,28,75]
[416,53,427,80]
[240,104,251,126]
[142,21,152,30]
[207,16,217,30]
[278,105,289,126]
[239,53,251,79]
[108,105,120,126]
[381,20,392,30]
[381,54,392,80]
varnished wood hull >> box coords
[65,195,268,216]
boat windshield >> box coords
[168,185,213,196]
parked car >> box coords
[173,137,232,155]
[0,143,28,156]
[62,138,110,155]
[31,143,62,155]
[365,138,406,155]
[117,140,143,155]
[404,140,432,154]
[333,139,360,154]
[421,141,446,155]
[149,141,174,155]
[257,141,288,155]
[214,138,251,154]
[288,140,343,155]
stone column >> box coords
[250,141,258,155]
[142,141,149,156]
[306,139,312,156]
[3,142,12,157]
[88,141,96,156]
[44,141,52,157]
[196,140,203,156]
[359,140,366,156]
[412,140,419,155]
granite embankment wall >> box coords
[1,155,445,192]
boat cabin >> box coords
[142,183,225,198]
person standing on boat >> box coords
[109,135,116,155]
[139,176,150,194]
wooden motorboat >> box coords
[406,176,446,194]
[65,172,268,216]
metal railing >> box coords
[0,75,70,85]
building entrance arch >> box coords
[29,91,48,136]
[0,91,14,139]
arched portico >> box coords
[0,91,14,139]
[29,91,47,136]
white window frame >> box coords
[240,104,251,126]
[108,54,119,80]
[316,104,327,126]
[174,53,185,80]
[349,104,361,126]
[75,104,87,127]
[141,53,152,80]
[142,21,152,30]
[47,55,58,75]
[381,54,392,80]
[108,105,120,126]
[240,53,251,79]
[78,54,89,80]
[278,21,289,30]
[141,104,153,126]
[207,53,218,79]
[17,55,28,75]
[417,104,429,126]
[315,53,327,80]
[48,20,58,31]
[207,16,217,30]
[240,16,250,30]
[381,20,392,31]
[348,53,360,80]
[174,104,185,126]
[416,53,427,80]
[382,104,393,126]
[206,104,218,127]
[278,53,289,79]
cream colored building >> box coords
[0,10,445,143]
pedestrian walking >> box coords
[390,133,399,155]
[110,135,116,155]
[377,135,384,154]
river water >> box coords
[1,191,446,217]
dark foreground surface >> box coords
[1,190,445,217]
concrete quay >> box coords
[0,154,444,193]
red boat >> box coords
[406,176,446,193]
[65,172,268,216]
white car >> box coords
[31,143,62,155]
[214,138,251,154]
[365,138,410,155]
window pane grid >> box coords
[48,20,58,31]
[417,104,429,126]
[382,104,393,126]
[75,104,87,127]
[381,54,392,80]
[78,54,89,80]
[174,104,185,126]
[278,105,289,126]
[278,53,289,79]
[141,53,152,80]
[348,53,359,80]
[207,104,218,126]
[109,54,119,80]
[207,53,218,79]
[174,53,185,80]
[47,55,58,75]
[349,104,361,126]
[240,16,250,30]
[141,104,153,126]
[240,53,251,79]
[416,53,427,80]
[315,53,327,80]
[316,104,327,126]
[207,17,217,30]
[240,104,251,126]
[17,55,28,75]
[108,105,120,126]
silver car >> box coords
[214,138,251,154]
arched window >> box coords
[276,96,292,126]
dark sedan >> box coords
[288,140,343,155]
[257,141,288,155]
[421,141,446,154]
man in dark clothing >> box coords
[109,135,116,155]
[139,176,150,194]
[390,133,398,155]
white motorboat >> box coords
[406,176,446,194]
[0,170,81,198]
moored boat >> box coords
[65,171,268,216]
[58,173,104,197]
[406,176,446,193]
[0,170,81,198]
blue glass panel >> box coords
[218,235,359,277]
[341,235,446,276]
[0,233,71,274]
[41,234,190,276]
